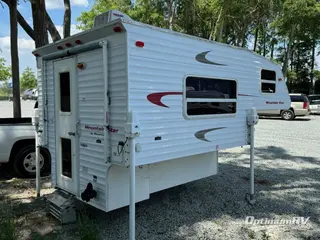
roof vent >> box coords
[93,10,133,28]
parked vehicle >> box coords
[0,102,51,177]
[22,88,37,100]
[258,93,310,120]
[32,9,291,230]
[307,94,320,114]
[22,89,34,100]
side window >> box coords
[60,72,71,112]
[261,69,276,93]
[185,76,237,117]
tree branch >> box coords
[1,0,35,41]
[45,11,62,41]
[18,11,35,41]
[63,0,71,38]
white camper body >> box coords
[33,10,290,221]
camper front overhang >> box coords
[32,19,126,60]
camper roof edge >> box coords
[32,9,281,70]
[31,18,123,56]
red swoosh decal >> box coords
[147,92,183,108]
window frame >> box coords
[260,69,277,94]
[183,75,238,120]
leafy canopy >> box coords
[20,66,37,91]
[0,58,11,81]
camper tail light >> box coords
[135,41,144,48]
[75,39,82,44]
[113,26,122,32]
[65,42,72,47]
[57,45,63,50]
[77,62,85,70]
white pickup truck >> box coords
[0,103,51,177]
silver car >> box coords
[308,94,320,114]
[258,93,310,120]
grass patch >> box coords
[0,202,18,240]
[77,209,100,240]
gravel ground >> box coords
[90,115,319,240]
[1,101,319,240]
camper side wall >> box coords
[126,24,252,166]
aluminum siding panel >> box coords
[125,23,288,165]
[36,60,44,143]
[77,34,127,210]
[45,61,57,186]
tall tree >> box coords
[64,0,71,37]
[9,0,21,117]
[20,67,37,91]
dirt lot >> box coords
[0,114,320,240]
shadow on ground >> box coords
[77,146,320,240]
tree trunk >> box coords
[270,40,274,60]
[262,23,266,57]
[214,7,224,42]
[253,27,259,52]
[166,0,174,30]
[63,0,71,38]
[282,26,294,77]
[310,38,316,94]
[9,0,21,118]
[31,0,48,48]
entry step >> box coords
[46,189,77,224]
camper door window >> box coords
[261,69,276,94]
[185,76,237,116]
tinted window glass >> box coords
[61,138,72,178]
[290,95,307,102]
[186,77,236,99]
[261,70,276,81]
[60,72,71,112]
[308,95,320,101]
[310,100,320,105]
[261,83,276,93]
[187,102,236,115]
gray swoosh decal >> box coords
[195,51,227,66]
[195,127,226,142]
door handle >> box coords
[68,131,76,136]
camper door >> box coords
[54,57,78,194]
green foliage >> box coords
[76,0,132,30]
[77,0,320,94]
[0,57,11,82]
[20,66,37,91]
[0,203,17,240]
[77,210,100,240]
[0,81,12,96]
